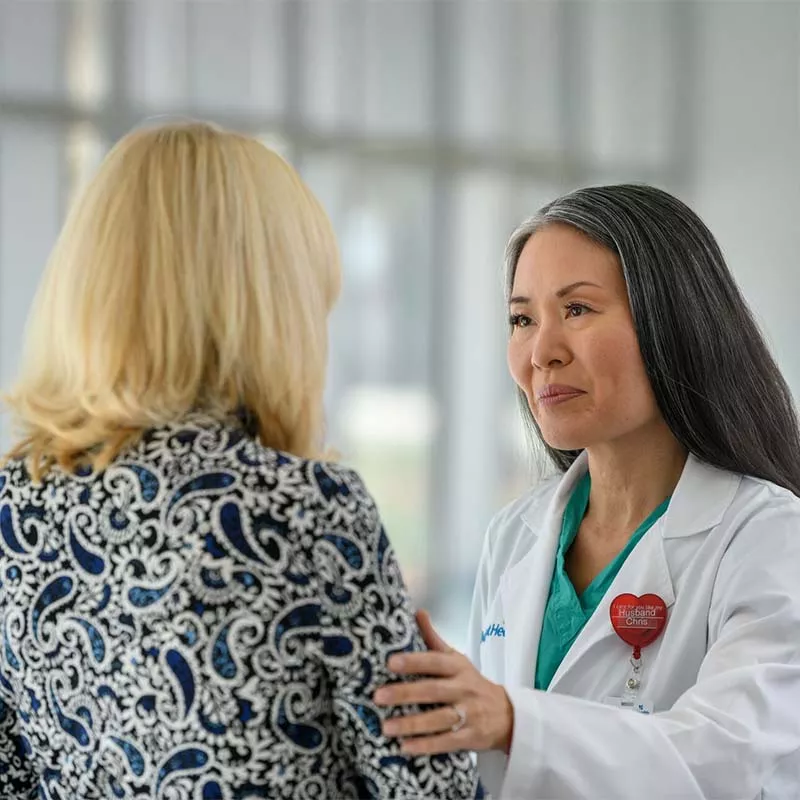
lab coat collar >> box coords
[502,450,740,690]
[519,450,741,540]
[661,453,741,539]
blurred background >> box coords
[1,0,799,648]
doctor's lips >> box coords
[536,384,586,407]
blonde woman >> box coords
[0,123,482,799]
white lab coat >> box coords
[468,451,800,799]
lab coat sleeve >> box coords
[501,499,800,799]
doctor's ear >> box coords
[415,609,453,653]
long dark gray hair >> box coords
[506,183,800,496]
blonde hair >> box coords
[4,121,340,479]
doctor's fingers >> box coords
[395,688,514,755]
[386,650,466,677]
[415,609,453,653]
[391,702,503,756]
[374,677,460,708]
[381,704,464,740]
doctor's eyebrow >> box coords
[509,281,603,307]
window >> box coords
[0,0,687,649]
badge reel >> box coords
[609,593,667,712]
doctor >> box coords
[374,184,800,798]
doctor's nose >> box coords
[531,322,571,370]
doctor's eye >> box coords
[565,303,592,319]
[509,313,534,329]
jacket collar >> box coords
[501,450,741,690]
[660,453,741,538]
[501,455,587,687]
[519,450,741,540]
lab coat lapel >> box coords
[547,524,676,692]
[546,453,740,691]
[499,452,739,693]
[500,454,589,688]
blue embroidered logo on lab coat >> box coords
[481,623,506,643]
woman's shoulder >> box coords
[737,470,800,504]
[728,470,800,532]
[142,415,378,515]
[1,416,377,520]
[672,460,800,577]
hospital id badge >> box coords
[608,593,667,715]
[602,696,654,715]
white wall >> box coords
[0,122,63,447]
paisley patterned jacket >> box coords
[0,415,483,799]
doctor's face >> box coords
[507,223,662,452]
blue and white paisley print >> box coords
[0,415,484,799]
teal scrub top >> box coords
[534,471,670,691]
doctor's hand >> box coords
[374,609,514,756]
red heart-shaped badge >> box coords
[609,593,667,649]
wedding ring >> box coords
[450,704,467,733]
